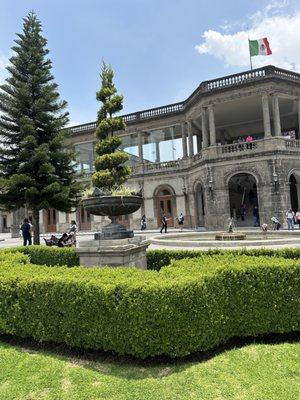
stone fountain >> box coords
[76,192,149,269]
[215,217,247,241]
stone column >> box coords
[272,95,281,137]
[138,131,143,162]
[11,208,25,238]
[187,120,194,156]
[262,93,271,137]
[181,122,188,157]
[196,134,202,153]
[155,140,160,163]
[201,107,208,148]
[208,105,216,146]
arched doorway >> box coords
[228,173,258,226]
[77,205,91,231]
[155,186,175,227]
[289,174,298,212]
[195,183,205,227]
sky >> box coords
[0,0,300,126]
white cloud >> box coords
[195,1,300,71]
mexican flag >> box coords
[249,38,272,56]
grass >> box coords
[0,336,299,400]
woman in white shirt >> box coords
[286,208,295,231]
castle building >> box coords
[7,65,300,234]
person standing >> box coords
[20,218,32,246]
[240,203,246,221]
[160,213,167,234]
[68,220,77,246]
[177,212,184,231]
[295,209,300,229]
[253,206,259,227]
[141,215,147,231]
[286,208,295,230]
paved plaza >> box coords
[2,228,300,251]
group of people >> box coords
[140,212,185,233]
[285,208,300,231]
[241,203,300,231]
[20,218,77,247]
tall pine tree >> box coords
[0,12,81,244]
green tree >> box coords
[92,62,131,192]
[0,12,81,244]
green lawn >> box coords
[0,338,299,400]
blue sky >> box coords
[0,0,300,125]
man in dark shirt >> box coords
[160,213,168,234]
[20,218,32,246]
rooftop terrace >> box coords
[70,65,300,135]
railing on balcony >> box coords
[202,65,300,92]
[70,65,300,135]
[285,139,300,148]
[70,103,184,134]
[76,138,300,179]
[131,159,182,175]
[221,141,259,154]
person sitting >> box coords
[57,233,69,247]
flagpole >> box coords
[248,33,253,71]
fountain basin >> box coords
[82,195,142,216]
[82,195,143,240]
[151,230,300,248]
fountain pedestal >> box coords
[77,236,149,269]
[76,195,150,269]
[215,232,246,241]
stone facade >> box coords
[6,65,300,233]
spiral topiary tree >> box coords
[92,62,131,193]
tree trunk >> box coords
[32,209,40,245]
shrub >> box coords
[0,246,79,267]
[146,248,300,270]
[0,254,298,358]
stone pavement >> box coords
[1,228,300,250]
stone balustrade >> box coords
[70,65,300,135]
[131,159,184,175]
[285,139,300,148]
[220,141,259,154]
[76,137,300,180]
[129,137,300,176]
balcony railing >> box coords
[70,65,300,135]
[132,159,183,175]
[76,137,300,179]
[220,141,259,154]
[285,139,300,148]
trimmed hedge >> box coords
[147,248,300,270]
[4,246,300,271]
[0,246,79,267]
[0,253,299,358]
